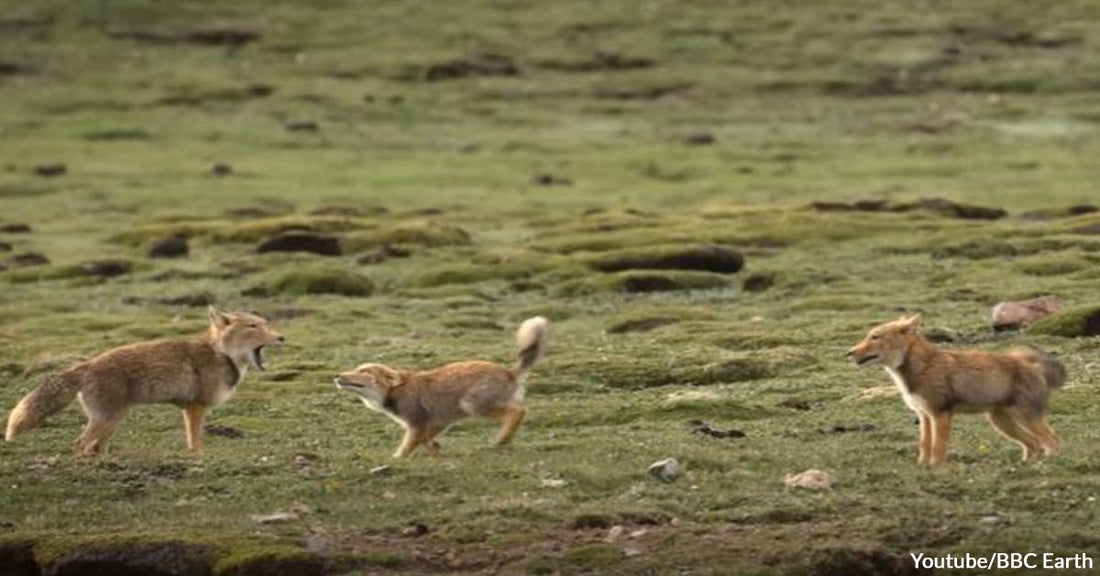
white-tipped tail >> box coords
[514,316,549,379]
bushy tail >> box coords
[5,370,82,441]
[513,317,549,380]
[1013,345,1067,390]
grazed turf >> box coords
[1,0,1099,574]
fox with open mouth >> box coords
[5,306,284,456]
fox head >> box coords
[846,314,922,369]
[207,306,284,371]
[334,363,402,406]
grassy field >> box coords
[2,0,1100,574]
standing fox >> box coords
[5,306,284,456]
[335,317,548,458]
[847,314,1065,466]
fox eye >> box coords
[870,334,881,341]
[248,323,259,329]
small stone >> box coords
[605,525,625,543]
[629,529,648,539]
[402,523,430,538]
[647,458,681,482]
[784,469,835,491]
[148,235,189,259]
[369,465,392,476]
[684,132,716,146]
[992,296,1060,330]
[541,477,567,488]
[979,515,1001,525]
[286,120,320,132]
[251,512,298,524]
[623,547,643,557]
[210,163,233,177]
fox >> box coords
[847,314,1066,466]
[335,316,548,458]
[5,306,284,456]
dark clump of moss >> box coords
[932,239,1017,260]
[587,244,744,274]
[608,316,679,334]
[250,267,375,297]
[214,546,324,576]
[256,233,341,256]
[742,272,775,292]
[560,270,730,295]
[569,513,615,529]
[1028,306,1100,337]
[0,539,38,576]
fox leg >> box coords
[420,425,447,456]
[75,416,123,457]
[988,410,1040,461]
[1015,412,1058,456]
[928,411,952,466]
[917,414,932,465]
[493,405,527,447]
[393,426,426,459]
[183,404,208,454]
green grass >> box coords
[2,0,1100,574]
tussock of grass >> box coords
[606,307,717,334]
[1015,253,1089,276]
[343,223,472,251]
[251,267,375,297]
[586,244,744,274]
[1028,305,1100,337]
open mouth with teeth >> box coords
[855,354,879,366]
[250,346,266,371]
[334,377,364,389]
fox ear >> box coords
[207,305,231,328]
[899,314,922,333]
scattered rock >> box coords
[688,419,746,439]
[33,163,66,177]
[204,424,243,438]
[623,547,643,558]
[784,469,835,491]
[285,120,320,132]
[1028,305,1100,338]
[257,233,341,256]
[742,272,775,292]
[992,296,1060,331]
[647,458,681,482]
[979,514,1002,525]
[604,525,625,543]
[401,523,430,538]
[423,53,518,81]
[80,259,131,278]
[251,512,298,524]
[532,173,573,187]
[209,163,233,177]
[541,477,567,488]
[0,223,32,233]
[824,423,876,434]
[26,455,59,472]
[683,132,716,146]
[148,235,189,258]
[369,465,392,476]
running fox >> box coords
[335,317,548,458]
[5,306,284,456]
[847,314,1065,466]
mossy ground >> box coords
[2,0,1100,574]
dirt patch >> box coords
[593,82,692,100]
[357,244,410,265]
[0,241,10,252]
[823,423,877,434]
[931,239,1017,260]
[257,233,341,256]
[532,173,573,187]
[420,53,519,81]
[0,223,32,233]
[308,205,388,217]
[33,164,66,177]
[607,316,679,334]
[148,235,189,258]
[186,27,261,48]
[810,197,1006,220]
[588,245,744,274]
[155,85,274,107]
[80,259,131,278]
[537,52,655,72]
[688,419,745,439]
[284,120,319,133]
[742,272,775,292]
[205,424,244,439]
[683,132,716,146]
[0,252,49,271]
[123,292,215,307]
